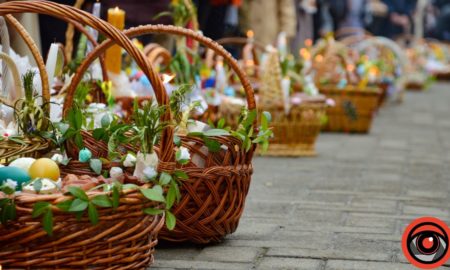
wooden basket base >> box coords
[260,143,317,157]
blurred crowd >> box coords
[39,0,450,55]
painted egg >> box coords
[0,166,31,190]
[28,158,60,181]
[9,157,36,172]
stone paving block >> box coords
[152,260,252,270]
[402,205,448,217]
[195,246,261,263]
[257,257,323,270]
[325,260,436,270]
[267,247,392,262]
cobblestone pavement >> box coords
[152,83,450,270]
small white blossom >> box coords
[110,167,124,181]
[177,146,191,161]
[123,153,137,167]
[326,98,336,107]
[143,167,157,180]
[51,153,64,164]
[4,179,17,190]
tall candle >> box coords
[0,17,10,99]
[86,2,101,54]
[46,43,59,88]
[281,76,291,115]
[105,7,125,74]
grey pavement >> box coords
[152,82,450,269]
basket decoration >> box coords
[64,24,272,244]
[0,1,184,269]
[426,41,450,79]
[0,14,53,164]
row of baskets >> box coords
[0,1,265,269]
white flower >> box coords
[176,146,191,162]
[51,153,64,164]
[143,166,157,180]
[110,167,124,181]
[326,98,336,107]
[4,179,17,190]
[123,153,136,167]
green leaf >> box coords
[166,184,177,209]
[187,131,204,138]
[204,137,222,152]
[91,195,112,207]
[172,181,181,202]
[55,122,69,135]
[69,198,88,212]
[204,129,230,137]
[143,208,164,215]
[89,159,102,175]
[165,210,176,230]
[43,209,53,236]
[8,136,26,145]
[173,135,181,147]
[140,186,165,203]
[92,128,106,141]
[174,170,188,180]
[88,202,99,225]
[217,118,225,129]
[74,133,84,149]
[68,186,89,201]
[112,185,120,209]
[122,183,139,190]
[159,172,172,185]
[33,179,43,193]
[32,201,50,218]
[56,200,72,211]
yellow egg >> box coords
[28,158,60,181]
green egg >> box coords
[0,166,31,191]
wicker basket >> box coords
[264,98,327,156]
[0,2,167,269]
[0,15,52,164]
[320,85,381,133]
[70,24,258,244]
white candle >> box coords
[87,2,101,54]
[0,16,10,99]
[277,32,287,61]
[215,59,227,92]
[281,76,291,114]
[46,43,59,87]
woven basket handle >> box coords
[70,25,256,110]
[0,51,23,106]
[0,0,174,166]
[143,43,172,67]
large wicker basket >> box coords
[320,85,380,133]
[0,14,52,164]
[0,2,168,269]
[65,24,258,244]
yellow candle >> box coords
[105,7,125,74]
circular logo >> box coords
[402,217,450,269]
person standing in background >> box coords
[240,0,296,46]
[195,0,242,40]
[292,0,317,54]
[381,0,417,38]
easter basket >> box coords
[0,2,167,269]
[0,15,53,164]
[75,24,259,244]
[312,40,381,133]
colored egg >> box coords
[28,158,60,181]
[9,157,36,172]
[0,166,31,190]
